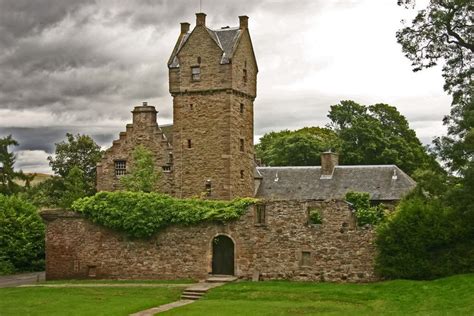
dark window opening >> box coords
[197,56,201,64]
[187,139,192,148]
[240,103,244,113]
[240,139,244,152]
[256,204,266,225]
[240,170,244,179]
[162,165,171,172]
[205,180,212,196]
[190,104,193,110]
[191,66,201,81]
[301,251,311,266]
[168,152,173,163]
[114,160,126,176]
[243,69,247,82]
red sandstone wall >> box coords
[43,200,377,283]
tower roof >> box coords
[168,26,242,68]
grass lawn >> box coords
[162,274,474,316]
[0,286,182,316]
[41,279,195,285]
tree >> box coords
[48,133,102,195]
[328,101,441,175]
[59,166,88,208]
[397,0,473,231]
[0,135,22,195]
[255,127,341,166]
[397,0,473,174]
[120,145,160,192]
[0,194,45,274]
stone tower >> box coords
[168,13,258,200]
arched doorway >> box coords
[212,235,234,275]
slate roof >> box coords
[168,27,242,68]
[255,165,416,201]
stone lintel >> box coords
[40,209,83,222]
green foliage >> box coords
[328,101,441,175]
[0,135,23,195]
[308,208,323,225]
[345,191,387,226]
[72,191,257,238]
[120,145,160,192]
[376,195,474,280]
[0,194,45,275]
[60,166,88,208]
[48,133,102,195]
[255,127,341,166]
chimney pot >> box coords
[180,22,190,33]
[196,13,206,26]
[142,101,148,106]
[239,15,249,29]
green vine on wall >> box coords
[72,191,257,238]
[345,191,387,226]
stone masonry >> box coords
[42,200,376,283]
[169,14,257,200]
[96,104,174,194]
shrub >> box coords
[345,191,387,226]
[308,208,323,224]
[72,191,257,238]
[375,196,474,279]
[0,194,45,275]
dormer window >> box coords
[191,66,201,81]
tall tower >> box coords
[168,13,258,200]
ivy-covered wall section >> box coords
[72,191,257,238]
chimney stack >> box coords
[239,15,249,29]
[320,151,339,179]
[180,22,190,34]
[132,104,157,127]
[196,13,206,26]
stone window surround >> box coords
[114,160,127,177]
[255,204,266,226]
[300,250,312,267]
[191,65,201,81]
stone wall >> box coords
[42,200,377,283]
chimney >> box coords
[180,22,190,34]
[196,13,206,26]
[239,15,249,29]
[132,103,157,127]
[320,151,339,179]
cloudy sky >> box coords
[0,0,451,173]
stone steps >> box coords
[179,275,236,300]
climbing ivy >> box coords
[72,191,257,238]
[345,191,387,226]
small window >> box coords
[162,165,171,172]
[187,139,192,148]
[240,138,244,152]
[114,160,126,176]
[168,152,173,163]
[205,180,212,196]
[197,56,201,64]
[301,251,311,267]
[240,103,244,114]
[256,204,266,225]
[191,66,201,81]
[243,69,247,82]
[190,104,193,110]
[240,170,244,179]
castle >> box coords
[42,13,415,282]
